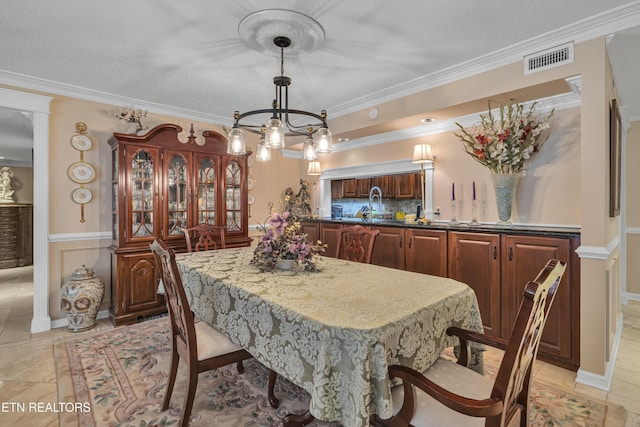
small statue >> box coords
[283,179,312,217]
[0,167,15,203]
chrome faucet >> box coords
[368,186,382,221]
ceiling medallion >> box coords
[238,9,325,56]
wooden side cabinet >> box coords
[300,220,319,246]
[0,204,32,269]
[371,226,405,270]
[405,228,447,277]
[501,234,579,369]
[448,231,502,337]
[319,222,342,258]
[108,124,251,325]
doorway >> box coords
[0,87,52,333]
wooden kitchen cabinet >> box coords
[357,178,371,197]
[501,234,579,369]
[394,173,421,199]
[371,175,394,198]
[331,180,344,199]
[448,231,502,337]
[300,220,319,246]
[371,226,405,270]
[405,228,447,277]
[319,222,343,258]
[341,179,358,198]
[108,124,251,325]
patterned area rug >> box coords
[54,317,622,426]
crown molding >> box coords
[327,2,640,118]
[0,70,227,124]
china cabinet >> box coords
[108,124,251,325]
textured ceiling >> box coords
[1,0,640,166]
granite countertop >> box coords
[302,217,581,237]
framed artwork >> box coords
[609,98,622,217]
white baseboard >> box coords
[575,315,623,391]
[622,292,640,304]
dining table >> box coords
[175,246,484,427]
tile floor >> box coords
[0,265,639,426]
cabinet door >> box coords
[331,180,344,199]
[394,174,417,199]
[164,150,192,240]
[195,154,219,225]
[371,175,394,198]
[125,146,161,244]
[448,231,501,336]
[121,252,164,315]
[357,178,371,197]
[501,234,573,361]
[342,179,358,198]
[300,220,320,245]
[223,158,246,235]
[371,226,405,269]
[319,222,342,258]
[405,228,447,277]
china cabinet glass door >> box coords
[225,160,242,231]
[167,153,189,235]
[130,149,156,238]
[197,157,216,224]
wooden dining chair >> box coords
[181,223,226,252]
[335,224,380,263]
[383,259,566,427]
[150,239,252,427]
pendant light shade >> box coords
[265,118,285,149]
[227,127,246,155]
[255,134,271,162]
[303,136,317,160]
[315,127,333,154]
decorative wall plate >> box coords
[247,175,256,190]
[70,134,93,151]
[248,192,256,205]
[71,188,93,204]
[68,162,96,184]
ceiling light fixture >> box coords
[228,34,332,157]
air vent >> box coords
[524,42,574,74]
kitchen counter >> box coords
[302,217,581,237]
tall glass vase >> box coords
[490,173,519,227]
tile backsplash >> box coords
[331,198,421,218]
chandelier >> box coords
[227,10,332,160]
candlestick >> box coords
[472,181,476,201]
[452,182,455,201]
[468,199,480,226]
[449,199,459,225]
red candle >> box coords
[452,182,455,201]
[473,181,476,200]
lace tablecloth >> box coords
[176,247,483,427]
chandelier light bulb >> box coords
[315,127,332,154]
[227,127,246,155]
[255,135,271,162]
[303,136,317,160]
[265,118,285,149]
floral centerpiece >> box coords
[251,207,326,272]
[454,100,554,174]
